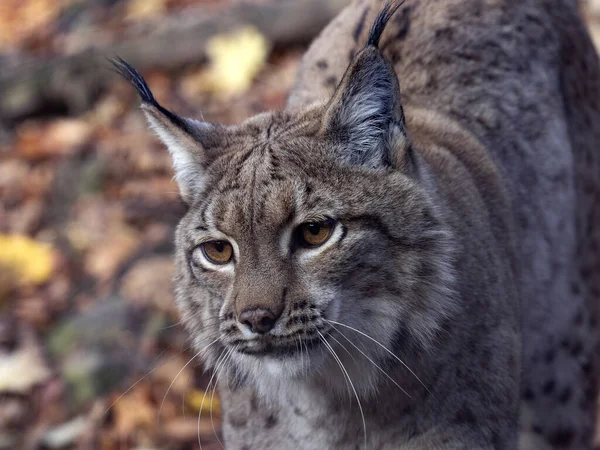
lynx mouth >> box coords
[232,334,323,358]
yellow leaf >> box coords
[125,0,167,20]
[197,26,270,95]
[186,389,221,415]
[0,234,54,285]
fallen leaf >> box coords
[87,94,127,127]
[112,384,155,438]
[42,416,87,449]
[0,326,51,393]
[0,234,54,285]
[186,388,221,416]
[64,199,111,253]
[84,228,140,282]
[183,26,269,96]
[16,119,93,160]
[0,0,78,51]
[125,0,167,21]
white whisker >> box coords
[303,338,310,374]
[326,319,430,394]
[211,348,234,449]
[198,348,228,450]
[298,334,307,374]
[183,372,191,419]
[159,320,184,330]
[329,324,411,398]
[317,330,367,450]
[159,336,220,424]
[324,333,357,408]
[328,333,358,365]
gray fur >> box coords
[121,0,600,448]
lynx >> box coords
[114,0,600,448]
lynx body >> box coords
[116,0,600,448]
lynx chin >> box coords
[114,0,600,448]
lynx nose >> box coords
[239,308,281,334]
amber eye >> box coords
[297,220,335,248]
[200,240,233,265]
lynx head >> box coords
[114,1,455,398]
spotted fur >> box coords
[118,0,600,448]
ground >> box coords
[0,1,599,449]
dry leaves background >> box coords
[1,1,600,449]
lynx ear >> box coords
[320,1,411,170]
[111,58,221,202]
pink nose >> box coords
[239,308,281,334]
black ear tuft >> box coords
[109,57,157,106]
[366,0,406,48]
[109,56,203,139]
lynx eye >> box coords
[200,240,233,265]
[297,220,335,248]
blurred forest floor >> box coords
[1,1,600,449]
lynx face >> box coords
[113,4,455,394]
[172,121,454,387]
